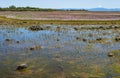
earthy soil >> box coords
[0,11,120,20]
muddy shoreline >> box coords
[0,16,120,26]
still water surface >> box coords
[0,25,120,78]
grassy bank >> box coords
[0,16,120,26]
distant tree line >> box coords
[0,5,57,11]
[0,5,88,11]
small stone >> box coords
[30,47,35,50]
[74,27,79,30]
[57,39,60,41]
[83,38,87,42]
[5,39,11,41]
[99,26,103,29]
[88,34,93,37]
[76,37,80,40]
[16,41,20,43]
[115,37,120,42]
[29,26,44,31]
[96,38,102,41]
[29,45,42,50]
[16,64,27,70]
[108,52,114,57]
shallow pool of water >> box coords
[0,25,120,78]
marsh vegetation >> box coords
[0,10,120,78]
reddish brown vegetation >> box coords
[0,11,120,20]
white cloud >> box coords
[98,5,103,8]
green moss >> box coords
[109,50,120,58]
[110,64,120,74]
[110,50,120,54]
[89,73,105,78]
[88,65,106,78]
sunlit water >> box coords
[0,25,120,78]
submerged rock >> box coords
[74,27,79,30]
[88,33,93,37]
[30,45,42,50]
[30,47,35,50]
[96,38,102,41]
[16,41,20,43]
[29,26,44,31]
[76,37,80,40]
[83,38,87,42]
[5,39,11,41]
[56,27,61,31]
[56,39,60,41]
[115,37,120,42]
[16,64,27,70]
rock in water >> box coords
[115,37,120,42]
[30,47,35,50]
[16,41,20,43]
[108,52,114,57]
[29,26,43,31]
[5,39,11,41]
[16,64,27,70]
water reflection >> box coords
[0,25,120,78]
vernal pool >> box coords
[0,25,120,78]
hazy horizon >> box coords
[0,0,120,9]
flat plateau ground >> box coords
[0,11,120,20]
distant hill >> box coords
[59,8,120,11]
[88,8,120,11]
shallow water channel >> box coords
[0,25,120,78]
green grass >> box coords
[0,16,120,26]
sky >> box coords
[0,0,120,9]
